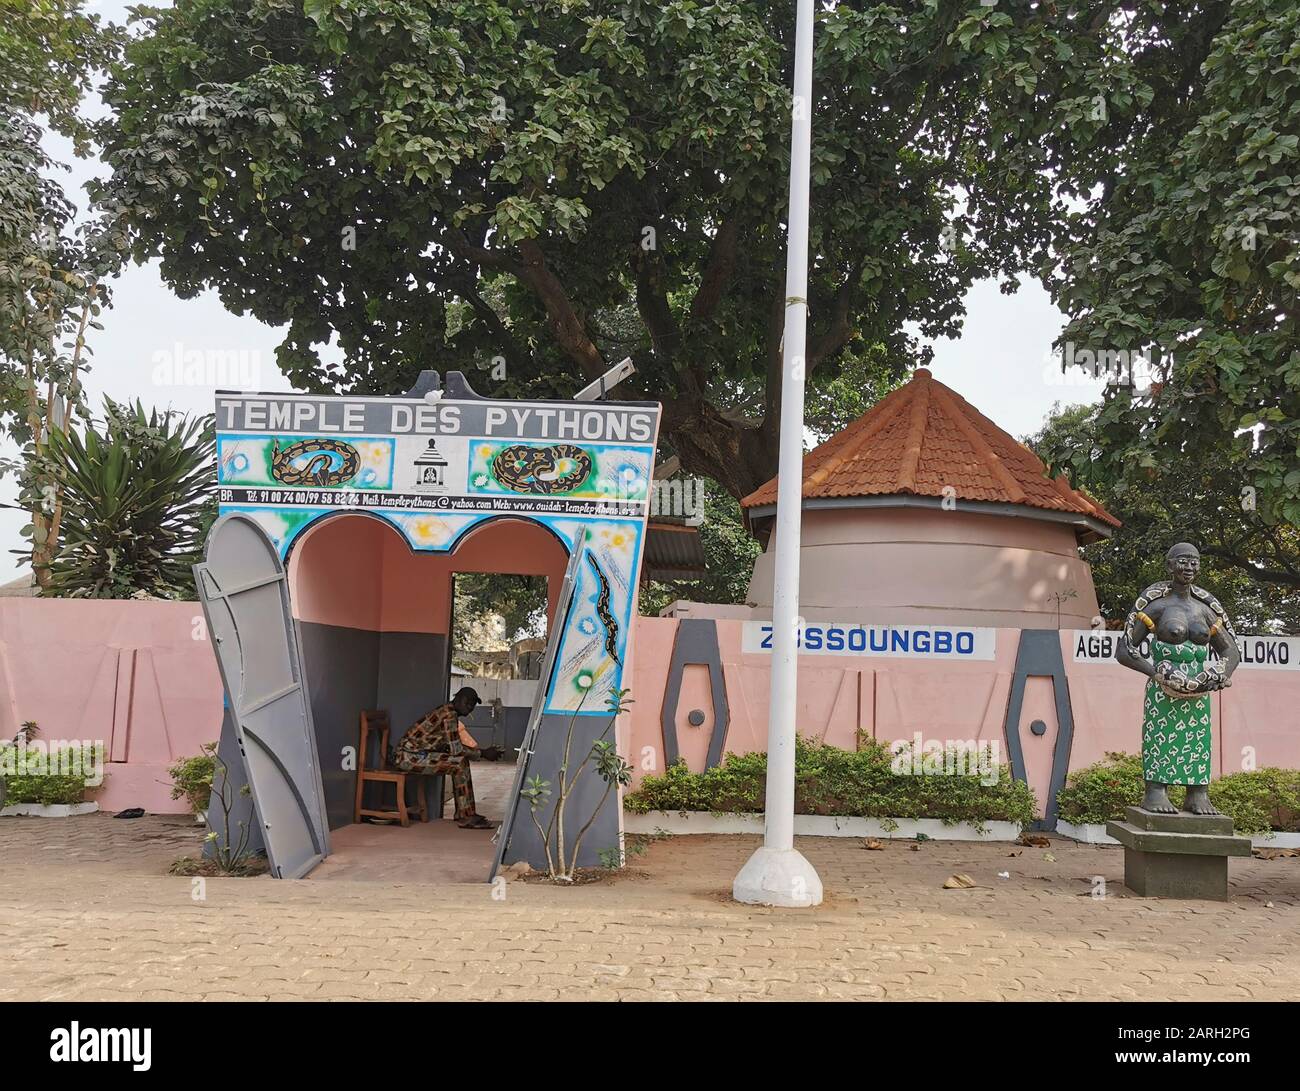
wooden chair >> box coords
[353,710,429,827]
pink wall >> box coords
[0,600,223,814]
[0,515,571,817]
[7,597,1295,820]
[630,617,1300,819]
[288,513,568,634]
[746,507,1104,629]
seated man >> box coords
[393,687,500,829]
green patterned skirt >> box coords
[1142,640,1212,786]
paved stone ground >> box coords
[2,814,1298,1000]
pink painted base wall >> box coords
[4,601,1296,820]
[629,617,1300,818]
[0,517,572,817]
[288,513,568,633]
[0,600,224,815]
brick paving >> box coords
[2,814,1298,1000]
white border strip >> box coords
[0,802,99,818]
[624,810,1022,841]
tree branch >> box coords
[807,261,862,370]
[443,230,605,380]
[455,282,530,370]
[688,218,740,322]
[761,289,786,444]
[1200,546,1300,590]
[515,239,606,380]
[441,230,521,276]
[633,244,680,361]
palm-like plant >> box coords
[33,399,215,598]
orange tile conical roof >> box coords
[741,368,1119,535]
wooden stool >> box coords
[353,710,429,827]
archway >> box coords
[283,510,570,882]
[204,373,661,879]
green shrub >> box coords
[1055,754,1300,836]
[0,742,104,806]
[626,736,1037,828]
[1211,768,1300,835]
[168,744,218,815]
[1055,752,1148,825]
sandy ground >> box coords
[2,810,1298,1000]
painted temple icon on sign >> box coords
[412,439,449,492]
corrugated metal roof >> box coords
[642,520,707,581]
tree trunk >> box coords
[662,397,782,502]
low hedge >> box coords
[625,737,1038,829]
[0,743,104,806]
[1056,753,1300,837]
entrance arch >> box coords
[284,510,569,830]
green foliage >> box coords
[1046,0,1300,598]
[97,0,1159,499]
[1030,402,1300,631]
[802,344,905,443]
[453,571,547,646]
[0,0,121,150]
[0,741,103,805]
[524,685,634,880]
[1055,753,1300,836]
[1054,752,1148,826]
[0,2,125,587]
[168,743,218,816]
[202,742,258,874]
[625,737,1037,829]
[1211,768,1300,837]
[34,399,215,598]
[2,770,86,806]
[597,828,670,869]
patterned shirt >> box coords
[397,703,462,762]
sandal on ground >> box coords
[456,815,497,830]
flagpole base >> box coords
[732,845,823,907]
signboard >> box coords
[742,621,997,661]
[215,393,656,523]
[1068,630,1300,671]
[214,378,661,713]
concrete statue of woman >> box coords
[1116,543,1240,815]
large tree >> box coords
[98,0,1161,499]
[1046,0,1299,601]
[1031,402,1300,632]
[0,0,121,586]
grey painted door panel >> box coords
[195,514,331,879]
[490,542,586,880]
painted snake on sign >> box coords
[587,553,621,666]
[270,438,361,487]
[492,443,592,495]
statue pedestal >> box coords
[1106,806,1251,901]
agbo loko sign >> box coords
[1070,630,1300,671]
[743,622,996,660]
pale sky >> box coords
[1,1,1106,581]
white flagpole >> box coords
[732,0,823,908]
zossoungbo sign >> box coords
[742,622,996,660]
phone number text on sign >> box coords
[742,622,996,660]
